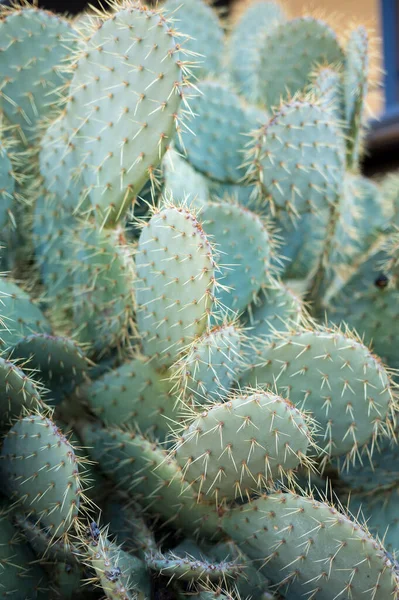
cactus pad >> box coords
[136,203,215,366]
[175,389,315,502]
[222,491,399,600]
[0,358,43,430]
[241,326,397,464]
[0,414,82,536]
[0,8,75,142]
[62,3,187,226]
[200,202,275,313]
[257,17,344,109]
[246,99,345,216]
[164,0,224,78]
[171,322,242,406]
[178,81,260,184]
[84,356,175,439]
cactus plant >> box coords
[0,0,399,599]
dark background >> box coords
[0,0,231,14]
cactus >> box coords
[0,413,85,536]
[174,389,316,502]
[0,1,399,598]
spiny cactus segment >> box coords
[0,0,399,599]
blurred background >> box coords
[3,0,396,174]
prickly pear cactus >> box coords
[0,1,398,599]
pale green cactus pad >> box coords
[327,250,399,369]
[175,389,315,502]
[222,491,399,600]
[83,524,151,600]
[330,174,389,268]
[10,333,90,404]
[344,25,369,168]
[136,203,215,367]
[0,7,76,142]
[164,0,224,78]
[177,81,261,183]
[163,147,209,208]
[0,141,16,229]
[275,208,330,279]
[0,357,43,430]
[200,202,275,314]
[79,424,220,539]
[247,281,304,339]
[312,65,345,124]
[349,489,399,555]
[0,414,82,536]
[70,222,135,351]
[147,551,243,583]
[61,3,187,226]
[241,325,397,465]
[0,512,49,599]
[257,17,344,109]
[228,1,286,101]
[84,355,175,439]
[0,277,51,350]
[337,434,399,493]
[246,99,345,216]
[171,322,242,405]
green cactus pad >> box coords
[257,17,344,109]
[79,424,221,539]
[62,3,187,227]
[222,491,399,600]
[163,147,210,208]
[337,434,399,493]
[175,389,314,502]
[83,356,175,439]
[70,222,135,352]
[327,251,399,369]
[32,196,76,306]
[10,333,90,405]
[13,512,79,563]
[0,512,49,599]
[349,489,399,556]
[147,551,243,583]
[228,1,286,101]
[312,65,345,124]
[102,497,157,560]
[241,325,397,464]
[171,323,242,406]
[0,141,16,229]
[275,208,330,279]
[0,414,82,536]
[136,203,215,367]
[344,26,369,168]
[200,202,275,313]
[0,358,43,430]
[83,524,151,600]
[164,0,224,78]
[208,539,272,599]
[246,99,345,216]
[177,81,261,184]
[0,7,76,142]
[0,278,51,351]
[247,281,304,340]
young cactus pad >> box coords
[174,389,315,502]
[136,203,215,366]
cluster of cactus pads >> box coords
[2,0,399,598]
